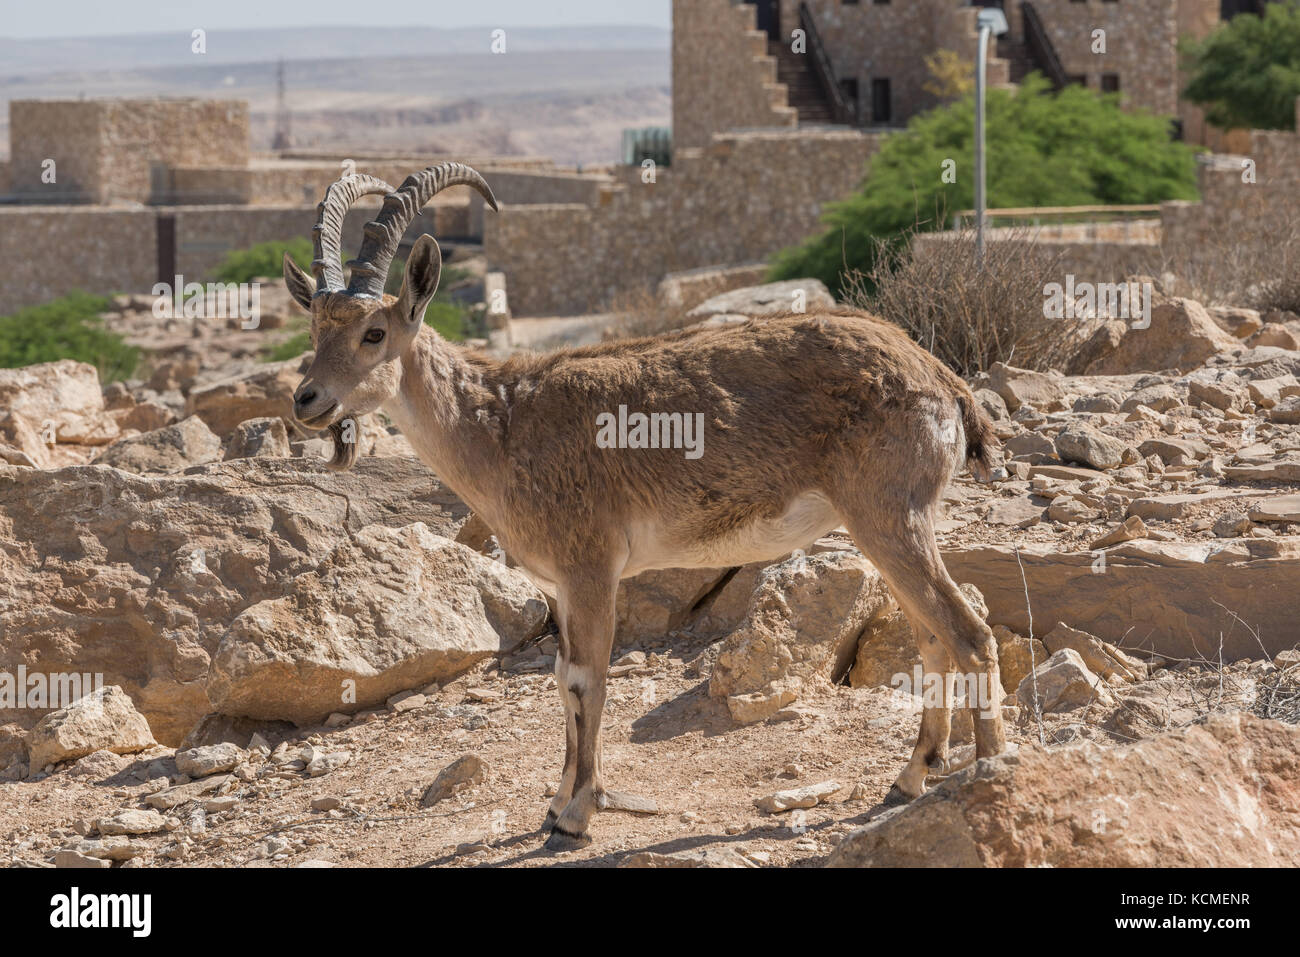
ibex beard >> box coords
[287,163,1007,852]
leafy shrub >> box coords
[1182,3,1300,132]
[214,237,316,284]
[0,291,140,382]
[771,75,1199,296]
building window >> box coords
[871,78,892,124]
[1100,73,1120,93]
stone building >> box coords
[0,98,546,309]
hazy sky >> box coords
[3,0,671,38]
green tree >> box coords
[769,75,1199,295]
[1183,3,1300,132]
[0,291,140,382]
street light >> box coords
[975,7,1008,263]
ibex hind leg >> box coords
[838,497,1006,803]
[883,621,957,804]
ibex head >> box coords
[283,163,498,469]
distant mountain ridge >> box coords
[0,24,670,77]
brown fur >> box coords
[285,241,1006,850]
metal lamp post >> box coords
[975,7,1009,263]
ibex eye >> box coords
[363,329,385,344]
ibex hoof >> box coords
[541,809,558,832]
[882,784,919,807]
[543,826,592,853]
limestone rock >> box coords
[175,742,244,778]
[710,552,897,718]
[1081,298,1237,375]
[224,416,291,460]
[25,686,156,770]
[0,456,471,744]
[828,714,1300,867]
[93,415,222,474]
[207,523,548,725]
[1054,424,1127,470]
[1041,622,1147,683]
[753,779,840,813]
[421,754,486,806]
[184,359,302,437]
[686,279,835,320]
[1016,648,1107,713]
[0,359,118,446]
[988,363,1066,413]
[942,539,1300,663]
[97,808,166,836]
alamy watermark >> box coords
[152,275,261,329]
[889,665,1001,718]
[1043,275,1152,329]
[0,667,104,710]
[596,405,705,460]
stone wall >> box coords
[0,201,450,310]
[485,127,879,316]
[673,0,796,151]
[467,168,613,237]
[0,206,157,309]
[8,99,249,205]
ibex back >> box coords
[285,164,1007,851]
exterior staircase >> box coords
[767,37,838,124]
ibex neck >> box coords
[385,330,510,514]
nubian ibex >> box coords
[285,163,1006,851]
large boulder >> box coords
[828,713,1300,867]
[1080,298,1237,375]
[710,551,897,722]
[0,456,473,744]
[941,539,1300,662]
[207,522,548,725]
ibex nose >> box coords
[293,384,321,421]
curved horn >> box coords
[345,162,499,299]
[310,174,396,295]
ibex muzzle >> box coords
[285,163,1006,852]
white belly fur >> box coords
[622,490,842,578]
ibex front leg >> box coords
[544,570,618,851]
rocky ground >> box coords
[1,280,1299,868]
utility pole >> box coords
[974,8,1008,263]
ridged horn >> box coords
[310,174,396,296]
[345,162,499,299]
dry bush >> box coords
[602,285,697,341]
[844,226,1079,378]
[1160,191,1300,312]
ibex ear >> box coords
[397,234,442,326]
[283,252,315,312]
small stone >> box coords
[175,742,244,778]
[54,849,112,869]
[421,754,486,807]
[97,808,165,836]
[753,780,840,813]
